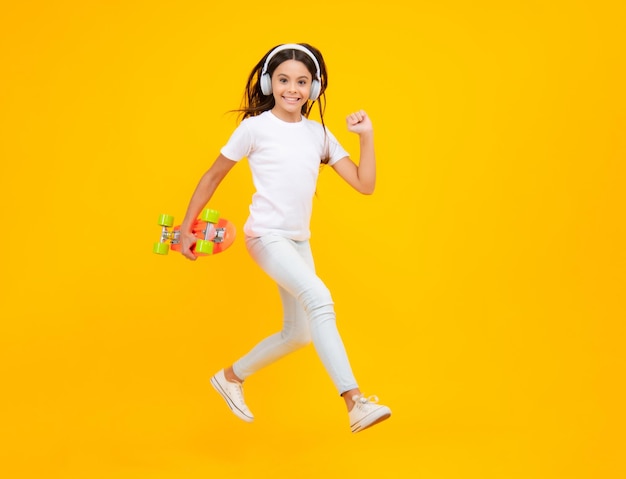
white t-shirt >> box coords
[221,110,349,240]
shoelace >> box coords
[353,394,380,409]
[232,382,245,403]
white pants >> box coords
[232,235,358,395]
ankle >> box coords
[224,366,243,383]
[342,388,361,411]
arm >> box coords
[331,110,376,195]
[180,154,236,260]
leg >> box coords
[211,237,315,423]
[238,235,358,393]
[215,235,391,431]
[231,282,312,380]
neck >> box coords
[271,108,302,123]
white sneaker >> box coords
[210,369,254,423]
[349,395,391,433]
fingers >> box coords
[346,110,373,135]
[182,247,197,261]
[181,233,198,261]
[183,249,197,261]
[347,110,367,125]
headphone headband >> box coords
[261,43,321,81]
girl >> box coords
[179,43,391,433]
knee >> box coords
[282,328,312,350]
[299,284,334,315]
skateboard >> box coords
[153,208,236,257]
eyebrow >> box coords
[276,73,310,80]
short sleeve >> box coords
[220,121,252,161]
[325,128,349,166]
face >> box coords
[270,59,313,122]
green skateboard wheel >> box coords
[157,214,174,227]
[200,208,220,223]
[195,239,214,255]
[153,242,169,255]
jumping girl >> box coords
[179,43,391,433]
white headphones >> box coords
[259,43,322,101]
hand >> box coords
[180,231,198,261]
[346,110,373,135]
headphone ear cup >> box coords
[260,73,272,96]
[309,80,321,101]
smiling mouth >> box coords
[283,96,301,102]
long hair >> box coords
[233,43,331,164]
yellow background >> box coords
[1,1,625,478]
